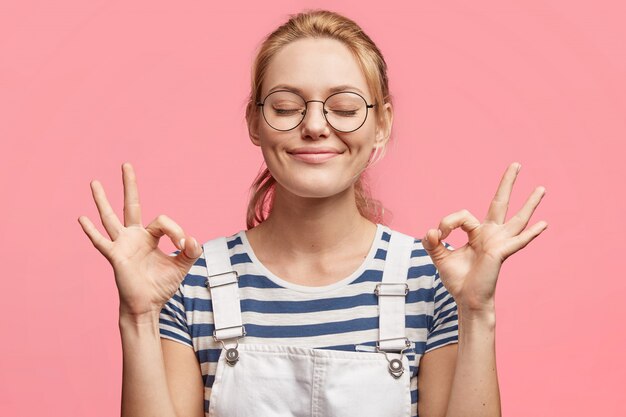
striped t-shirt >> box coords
[159,223,459,417]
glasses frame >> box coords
[256,90,376,133]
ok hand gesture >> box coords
[78,163,203,318]
[422,162,548,314]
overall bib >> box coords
[201,230,415,417]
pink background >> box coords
[1,0,624,416]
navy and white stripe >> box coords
[159,224,459,417]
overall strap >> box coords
[376,230,414,352]
[202,237,246,341]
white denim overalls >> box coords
[201,230,415,417]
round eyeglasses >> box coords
[256,90,376,133]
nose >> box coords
[301,100,330,139]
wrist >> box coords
[458,303,496,328]
[119,307,161,326]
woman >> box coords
[78,10,547,417]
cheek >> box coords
[256,131,292,171]
[343,128,377,154]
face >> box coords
[249,37,392,199]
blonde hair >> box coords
[245,10,392,229]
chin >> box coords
[280,177,353,199]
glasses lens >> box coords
[262,91,306,131]
[324,92,368,132]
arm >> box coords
[417,309,500,417]
[420,162,547,417]
[445,308,500,417]
[119,311,204,417]
[161,338,205,416]
[417,343,457,417]
[78,163,206,416]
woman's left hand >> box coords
[422,162,548,314]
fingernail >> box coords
[437,229,442,239]
[516,163,522,173]
[179,238,186,251]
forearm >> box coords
[446,307,502,417]
[119,311,178,417]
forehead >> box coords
[262,37,370,98]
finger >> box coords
[145,214,193,253]
[500,221,548,260]
[438,209,481,240]
[122,162,142,227]
[422,228,450,264]
[505,186,546,236]
[77,215,113,257]
[174,236,202,264]
[90,180,123,240]
[484,162,521,224]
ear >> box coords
[247,104,262,147]
[374,102,393,149]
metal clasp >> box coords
[217,338,242,366]
[213,325,246,367]
[205,270,239,289]
[374,283,409,296]
[376,338,411,378]
[212,324,247,342]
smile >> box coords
[288,152,341,164]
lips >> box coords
[287,147,343,164]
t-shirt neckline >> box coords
[236,223,385,294]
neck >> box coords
[251,183,376,258]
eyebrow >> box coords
[266,84,366,96]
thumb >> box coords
[422,229,449,264]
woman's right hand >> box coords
[78,162,203,318]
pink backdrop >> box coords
[1,0,624,416]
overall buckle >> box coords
[376,337,411,379]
